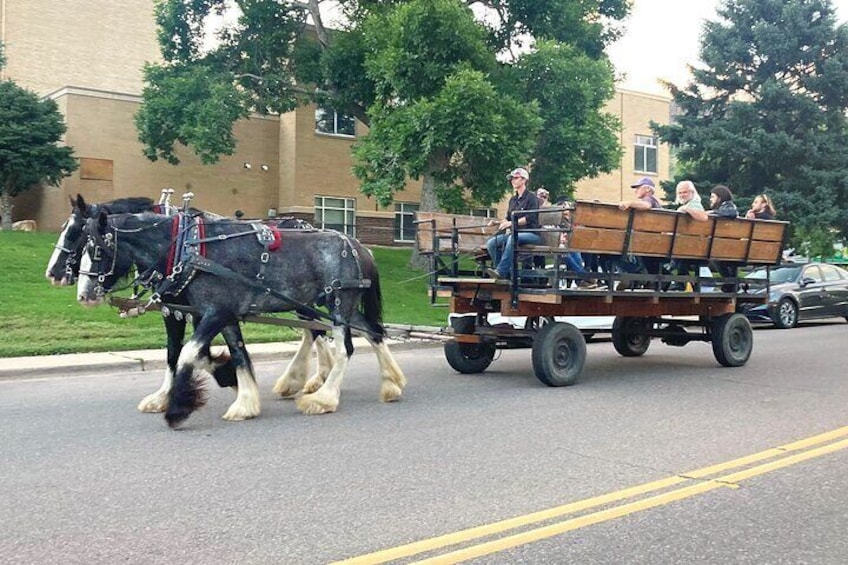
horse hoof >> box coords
[137,394,168,413]
[272,379,302,399]
[380,381,403,403]
[295,394,337,415]
[222,403,260,421]
[301,376,325,395]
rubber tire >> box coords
[711,313,753,367]
[773,297,798,329]
[531,322,586,387]
[444,340,496,374]
[611,316,651,357]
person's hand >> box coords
[618,201,630,210]
[499,219,512,231]
[745,210,755,219]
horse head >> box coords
[76,211,139,307]
[45,194,97,286]
[46,195,157,286]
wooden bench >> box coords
[568,200,788,265]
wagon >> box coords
[415,200,789,386]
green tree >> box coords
[654,0,848,246]
[137,0,627,212]
[0,46,78,230]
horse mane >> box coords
[100,197,156,214]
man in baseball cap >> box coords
[485,166,541,280]
[506,167,530,180]
[629,176,655,189]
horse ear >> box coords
[98,210,108,231]
[76,194,87,212]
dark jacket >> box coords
[506,190,540,230]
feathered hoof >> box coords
[380,381,404,403]
[222,401,260,421]
[301,375,325,395]
[272,378,302,399]
[295,392,338,415]
[137,393,168,413]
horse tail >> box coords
[357,243,385,339]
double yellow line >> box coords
[333,425,848,565]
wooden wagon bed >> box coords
[416,200,790,387]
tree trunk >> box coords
[0,191,13,231]
[408,161,443,270]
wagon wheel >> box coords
[711,313,753,367]
[531,322,586,387]
[444,340,496,374]
[611,316,651,357]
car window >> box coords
[820,265,843,282]
[746,266,800,283]
[802,265,823,282]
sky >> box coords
[608,0,848,96]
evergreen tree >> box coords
[654,0,848,246]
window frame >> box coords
[314,195,356,237]
[393,202,419,243]
[315,106,356,138]
[634,134,658,174]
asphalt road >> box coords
[2,320,848,564]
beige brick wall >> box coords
[575,89,672,204]
[1,0,161,96]
[16,88,280,230]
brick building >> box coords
[2,0,671,245]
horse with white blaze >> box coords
[76,210,406,427]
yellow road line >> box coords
[332,426,848,565]
[412,437,848,564]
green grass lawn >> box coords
[0,231,448,357]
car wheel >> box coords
[773,297,798,329]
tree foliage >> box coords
[137,0,627,211]
[0,67,78,230]
[654,0,848,246]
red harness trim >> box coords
[165,216,179,275]
[268,227,282,252]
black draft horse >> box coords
[76,211,406,426]
[47,195,336,413]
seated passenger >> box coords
[668,180,705,290]
[683,184,739,291]
[485,167,541,280]
[744,193,777,220]
[614,177,662,287]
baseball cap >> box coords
[507,167,530,180]
[630,176,655,189]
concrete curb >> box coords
[0,338,440,379]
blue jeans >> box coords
[486,231,542,277]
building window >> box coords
[315,196,356,237]
[315,106,355,137]
[634,134,658,173]
[394,202,419,242]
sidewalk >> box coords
[0,338,433,379]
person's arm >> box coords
[684,207,709,221]
[619,199,652,211]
